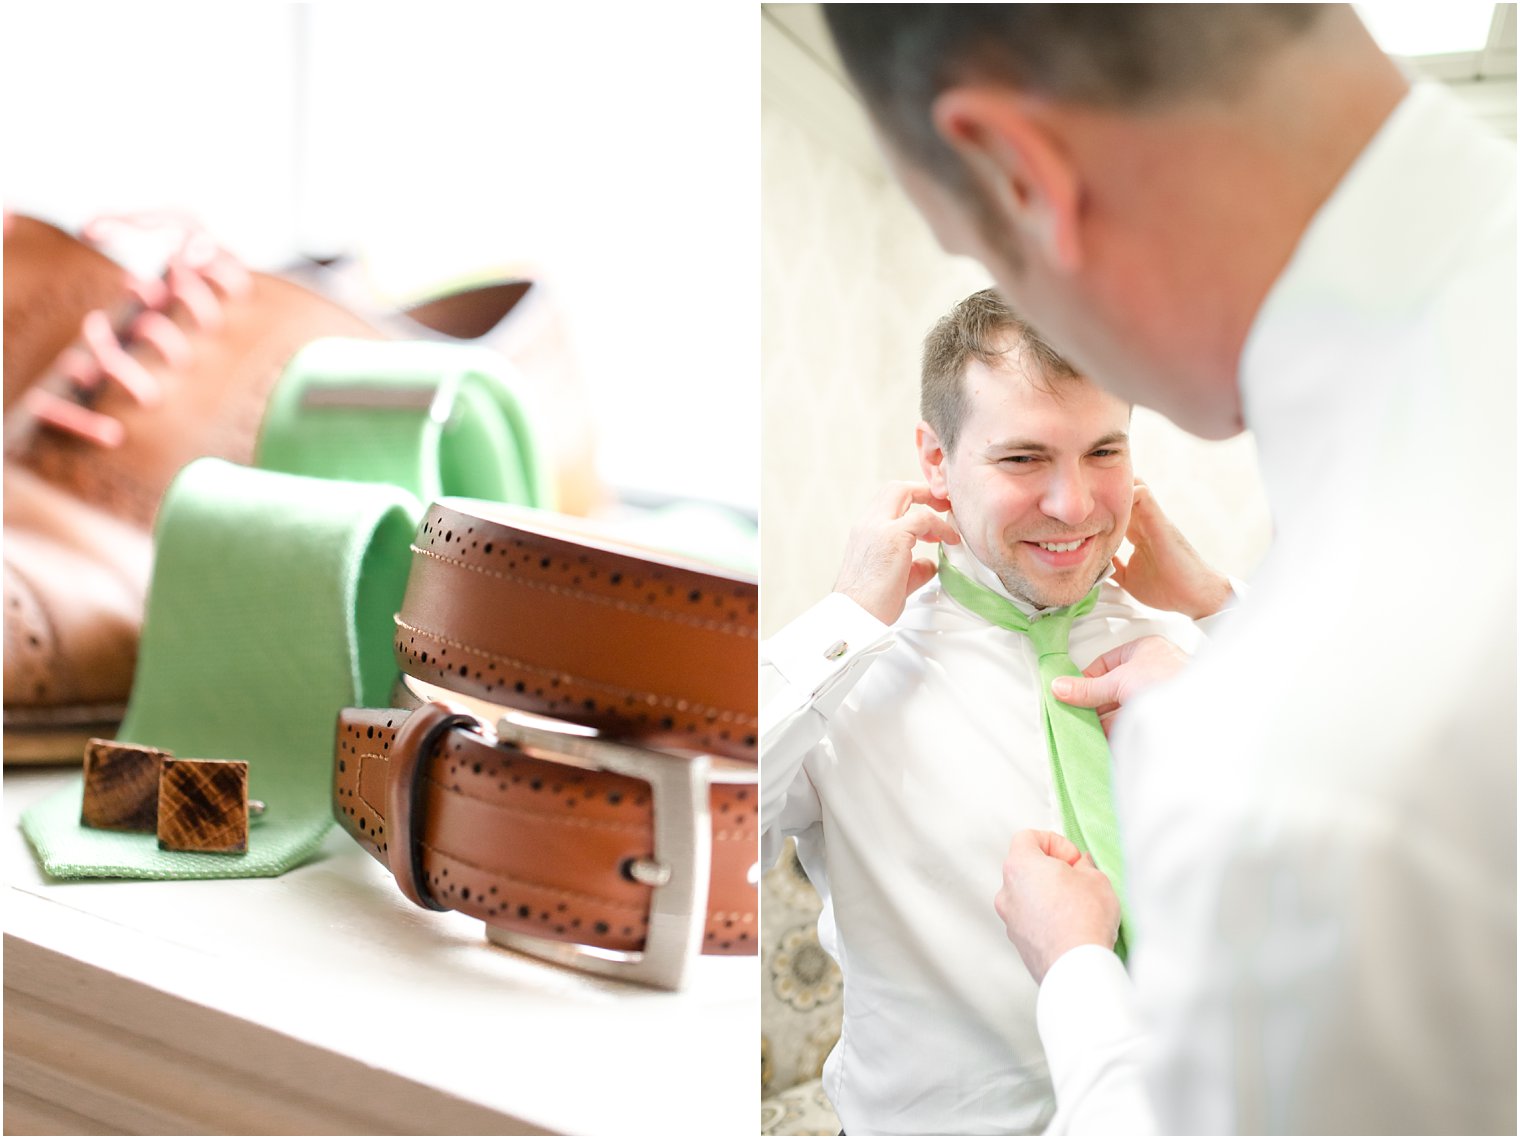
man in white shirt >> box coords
[822,4,1515,1133]
[761,289,1231,1135]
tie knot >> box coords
[1023,608,1077,658]
[935,545,1100,653]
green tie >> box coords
[255,337,548,507]
[936,546,1132,959]
[21,459,421,879]
[21,340,548,881]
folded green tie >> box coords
[22,459,422,879]
[936,547,1133,958]
[23,336,554,880]
[255,337,548,507]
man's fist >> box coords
[993,829,1120,983]
[833,482,960,625]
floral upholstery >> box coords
[760,837,842,1135]
[761,1078,842,1137]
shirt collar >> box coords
[1239,82,1514,514]
[940,537,1113,620]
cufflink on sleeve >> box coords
[823,640,848,661]
[157,758,251,854]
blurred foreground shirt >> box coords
[1040,81,1516,1136]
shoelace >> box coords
[23,212,253,447]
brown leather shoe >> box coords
[3,214,602,763]
[14,259,382,527]
[4,217,381,762]
[2,465,153,760]
[3,213,131,414]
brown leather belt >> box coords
[331,501,758,989]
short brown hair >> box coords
[921,288,1079,453]
[825,5,1326,193]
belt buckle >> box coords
[487,716,714,991]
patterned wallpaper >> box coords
[760,106,1274,637]
[761,110,987,635]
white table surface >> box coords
[4,767,758,1135]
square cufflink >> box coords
[80,738,171,832]
[81,739,255,854]
[157,758,251,853]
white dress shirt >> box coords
[1037,82,1517,1134]
[760,540,1206,1135]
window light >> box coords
[1355,2,1498,57]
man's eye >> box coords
[1090,449,1123,459]
[1000,455,1038,465]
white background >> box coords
[2,3,759,512]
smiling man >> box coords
[920,325,1132,612]
[759,288,1228,1135]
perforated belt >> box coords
[332,501,759,988]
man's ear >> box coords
[916,421,952,499]
[931,86,1083,274]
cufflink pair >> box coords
[80,738,262,853]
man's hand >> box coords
[1112,479,1232,619]
[1051,635,1190,736]
[994,829,1120,984]
[833,482,960,625]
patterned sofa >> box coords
[760,838,843,1135]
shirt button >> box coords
[823,640,848,661]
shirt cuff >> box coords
[1037,943,1137,1079]
[1196,575,1248,637]
[761,592,893,701]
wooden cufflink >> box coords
[81,739,259,854]
[80,738,171,832]
[157,758,251,854]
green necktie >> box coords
[255,337,548,507]
[936,547,1132,959]
[21,459,421,879]
[22,339,548,881]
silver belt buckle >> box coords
[486,715,720,991]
